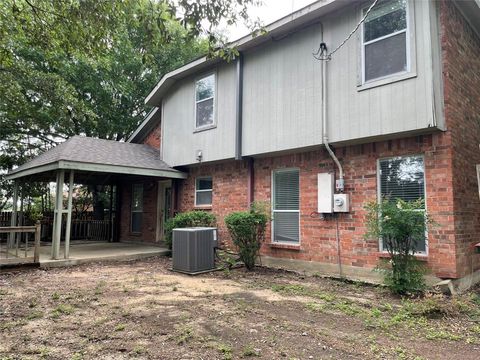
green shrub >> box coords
[365,198,430,295]
[224,202,268,270]
[164,211,216,249]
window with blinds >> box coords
[379,155,426,252]
[272,169,300,243]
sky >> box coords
[223,0,320,41]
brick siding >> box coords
[177,134,460,278]
[143,122,161,150]
[441,1,480,278]
[119,0,480,280]
[119,179,158,243]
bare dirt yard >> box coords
[1,257,479,360]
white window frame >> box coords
[195,176,213,207]
[194,72,217,132]
[271,168,301,245]
[131,183,144,233]
[377,154,428,255]
[359,0,416,89]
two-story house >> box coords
[7,0,479,288]
[125,0,480,288]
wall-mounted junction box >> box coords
[333,193,350,213]
[317,173,334,213]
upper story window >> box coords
[362,0,409,83]
[195,177,213,206]
[195,73,215,130]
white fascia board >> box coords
[6,160,188,180]
[5,163,60,180]
[144,56,210,106]
[127,107,159,143]
[58,161,187,179]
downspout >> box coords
[235,52,244,161]
[320,41,344,192]
[319,24,344,278]
[247,157,254,205]
[235,52,255,207]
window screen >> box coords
[379,156,426,252]
[195,177,213,206]
[363,0,408,82]
[273,169,300,243]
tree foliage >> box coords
[0,0,259,208]
[365,198,430,295]
[224,202,269,270]
[164,211,217,250]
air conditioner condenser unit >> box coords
[172,227,217,274]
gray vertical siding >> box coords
[242,23,324,156]
[162,63,236,167]
[161,0,442,166]
[325,0,436,142]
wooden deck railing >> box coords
[0,222,41,265]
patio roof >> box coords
[6,136,187,181]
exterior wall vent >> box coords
[172,227,217,274]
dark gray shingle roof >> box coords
[8,136,182,177]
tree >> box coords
[365,198,430,294]
[0,0,259,208]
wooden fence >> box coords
[40,218,113,242]
[1,211,115,242]
[0,222,41,266]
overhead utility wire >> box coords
[313,0,379,60]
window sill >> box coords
[129,232,142,237]
[193,125,217,133]
[269,243,301,251]
[194,205,212,211]
[357,72,417,92]
[378,252,428,261]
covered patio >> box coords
[4,136,186,264]
[37,241,169,267]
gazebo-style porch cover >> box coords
[6,136,186,259]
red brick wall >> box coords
[177,161,250,249]
[120,0,479,280]
[143,122,161,150]
[441,1,480,278]
[177,134,460,278]
[117,121,161,243]
[119,179,158,243]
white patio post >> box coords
[9,181,18,248]
[64,170,74,259]
[51,170,64,259]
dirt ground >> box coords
[1,257,479,360]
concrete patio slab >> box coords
[38,241,169,268]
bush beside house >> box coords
[164,211,216,249]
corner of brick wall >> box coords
[440,0,480,278]
[143,122,162,150]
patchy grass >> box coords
[242,344,260,357]
[50,304,75,318]
[0,257,479,359]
